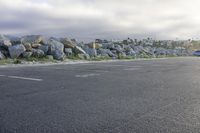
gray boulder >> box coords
[0,51,5,60]
[47,39,64,53]
[22,51,32,58]
[8,44,26,59]
[32,49,45,57]
[47,39,65,60]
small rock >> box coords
[31,43,41,48]
[65,48,73,56]
[47,55,54,60]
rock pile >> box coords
[0,35,192,61]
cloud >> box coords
[0,0,200,41]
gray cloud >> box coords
[0,0,200,41]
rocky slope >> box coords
[0,35,193,62]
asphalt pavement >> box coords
[1,57,200,133]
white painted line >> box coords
[75,73,100,78]
[0,75,6,77]
[7,76,43,81]
[123,68,141,71]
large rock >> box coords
[32,49,45,57]
[47,39,65,60]
[0,51,5,60]
[60,38,76,48]
[8,44,26,59]
[21,35,47,44]
[47,39,64,53]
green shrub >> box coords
[13,59,22,64]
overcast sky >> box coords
[0,0,200,41]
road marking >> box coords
[123,68,141,71]
[0,74,43,81]
[75,73,100,78]
[7,76,43,81]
